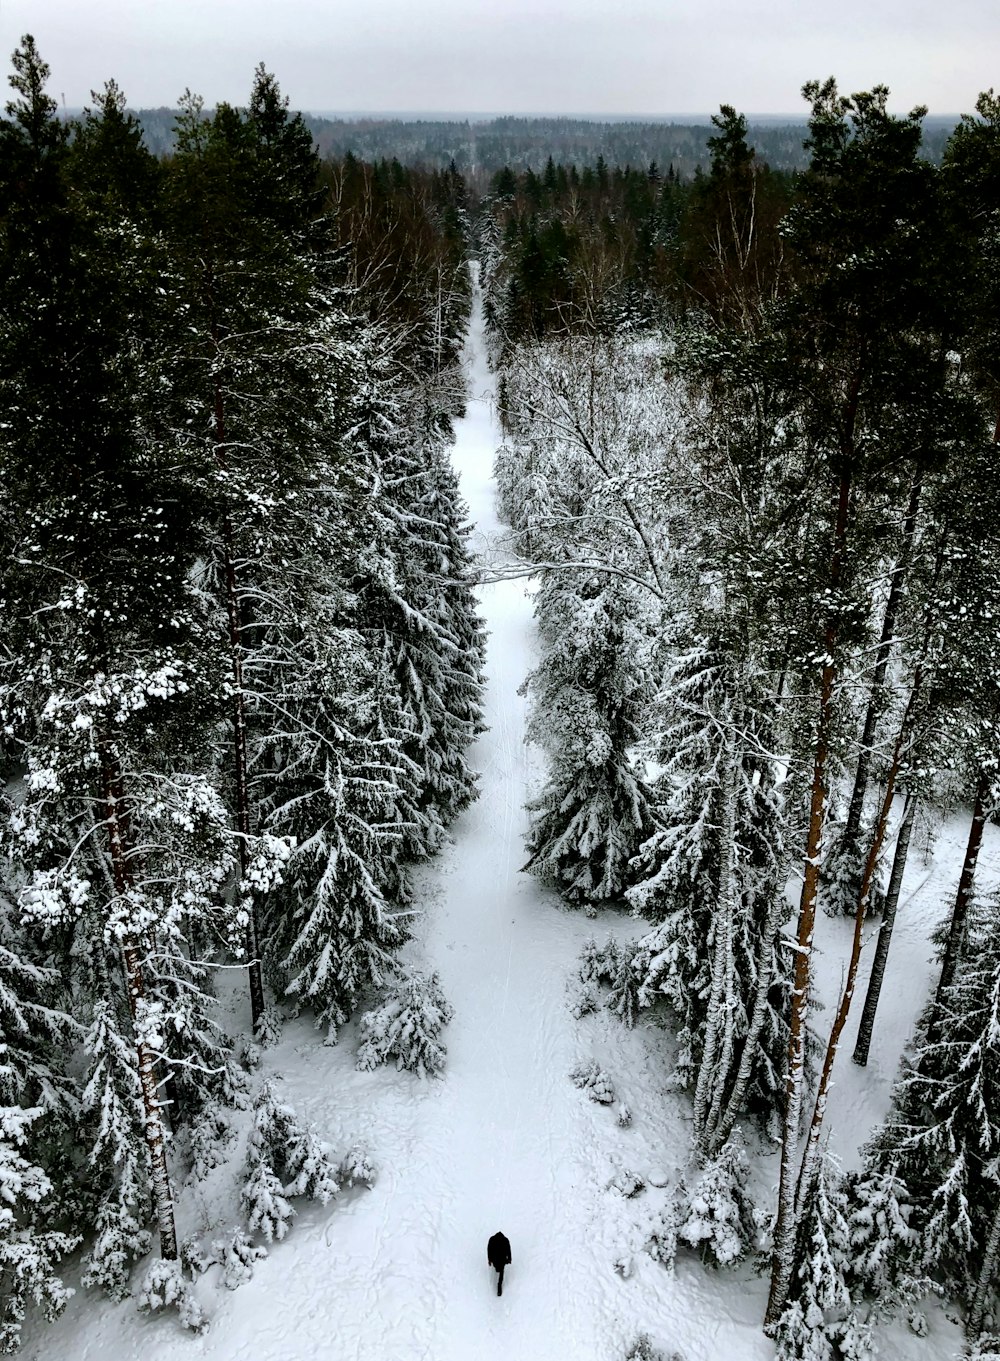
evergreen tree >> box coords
[524,572,655,908]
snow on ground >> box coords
[23,270,993,1361]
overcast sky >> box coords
[2,0,995,116]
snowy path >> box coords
[322,268,624,1361]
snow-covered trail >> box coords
[330,265,624,1361]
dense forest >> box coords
[486,88,1000,1358]
[0,35,484,1348]
[5,26,1000,1361]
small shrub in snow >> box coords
[180,1236,214,1277]
[614,1254,633,1278]
[616,1102,632,1128]
[570,981,599,1019]
[606,951,641,1029]
[214,1228,267,1290]
[242,1079,340,1241]
[773,1156,872,1361]
[356,971,454,1078]
[579,936,641,1027]
[821,830,887,921]
[645,1208,678,1269]
[242,1161,294,1243]
[580,936,620,986]
[240,1040,262,1072]
[966,1337,1000,1361]
[675,1133,757,1268]
[253,1005,283,1049]
[136,1259,207,1334]
[188,1112,235,1181]
[337,1145,378,1189]
[906,1309,928,1337]
[569,1060,615,1104]
[81,1197,150,1301]
[610,1169,645,1198]
[624,1334,667,1361]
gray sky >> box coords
[2,0,995,115]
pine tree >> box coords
[523,571,655,908]
[864,898,1000,1331]
[0,889,79,1349]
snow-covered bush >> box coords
[569,1060,616,1104]
[773,1157,872,1361]
[356,970,454,1078]
[337,1145,378,1189]
[136,1259,207,1334]
[675,1134,757,1267]
[645,1208,678,1268]
[187,1111,235,1181]
[241,1079,339,1241]
[821,828,886,920]
[180,1236,214,1277]
[624,1335,661,1361]
[578,936,641,1026]
[570,981,600,1019]
[0,1108,79,1351]
[623,1334,684,1361]
[78,999,150,1298]
[610,1168,645,1198]
[966,1336,1000,1361]
[242,1161,294,1244]
[215,1228,267,1291]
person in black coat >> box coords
[487,1230,512,1296]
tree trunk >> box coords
[765,458,853,1330]
[213,370,266,1037]
[968,1190,1000,1336]
[694,725,740,1151]
[936,768,991,1004]
[852,791,916,1066]
[841,477,921,850]
[794,673,921,1220]
[101,750,179,1262]
[709,885,787,1154]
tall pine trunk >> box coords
[793,673,921,1220]
[936,768,991,1003]
[852,791,916,1066]
[841,477,921,849]
[765,459,852,1330]
[101,746,178,1262]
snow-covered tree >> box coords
[626,641,791,1152]
[241,1078,339,1242]
[864,897,1000,1332]
[674,1132,758,1268]
[356,970,454,1078]
[773,1156,871,1361]
[523,571,655,908]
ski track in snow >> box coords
[23,267,987,1361]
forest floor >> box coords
[22,271,998,1361]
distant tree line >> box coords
[83,108,960,179]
